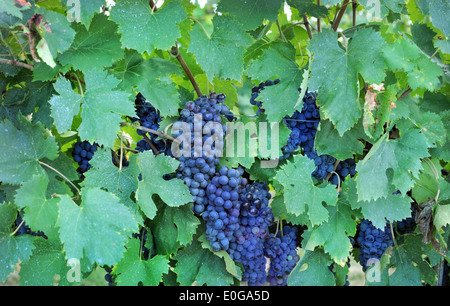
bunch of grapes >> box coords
[174,92,234,215]
[227,181,274,286]
[72,140,99,175]
[132,93,172,156]
[203,166,244,252]
[355,219,393,271]
[264,225,300,286]
[329,158,357,186]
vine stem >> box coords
[332,0,350,31]
[352,0,358,27]
[303,14,313,40]
[148,0,202,97]
[170,43,202,97]
[0,58,34,70]
[121,121,180,144]
[325,159,341,181]
[317,0,321,33]
[389,222,399,249]
[38,161,81,194]
[276,18,287,42]
[9,219,25,237]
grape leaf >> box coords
[0,114,58,185]
[287,0,329,18]
[57,188,139,266]
[136,151,192,220]
[150,202,200,255]
[189,14,253,82]
[63,0,105,27]
[315,119,365,160]
[275,154,338,226]
[302,201,358,264]
[14,174,60,240]
[58,13,124,72]
[18,239,74,286]
[308,28,387,136]
[382,37,442,91]
[35,8,76,60]
[172,238,236,286]
[356,129,432,202]
[110,49,181,117]
[49,69,134,148]
[83,148,140,212]
[113,238,169,286]
[245,41,305,123]
[287,249,335,286]
[216,0,284,31]
[0,202,35,282]
[110,0,186,54]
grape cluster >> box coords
[14,213,47,239]
[227,181,274,286]
[355,219,393,271]
[281,90,320,160]
[203,166,244,252]
[133,93,171,156]
[329,158,357,186]
[175,92,234,215]
[72,140,99,174]
[264,225,300,286]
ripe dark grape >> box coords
[264,225,300,286]
[329,158,357,186]
[203,166,244,252]
[72,140,98,175]
[174,92,234,215]
[355,219,393,271]
[226,181,274,286]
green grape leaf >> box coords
[150,201,200,255]
[356,129,432,202]
[172,238,236,286]
[382,37,442,91]
[14,174,60,240]
[0,0,28,19]
[308,28,387,136]
[58,14,124,72]
[352,189,413,230]
[315,119,365,160]
[136,151,192,220]
[110,0,186,54]
[63,0,105,27]
[287,0,329,18]
[189,14,253,82]
[216,0,284,30]
[0,202,36,282]
[83,148,140,211]
[245,41,305,123]
[287,249,335,286]
[113,238,169,286]
[18,239,74,286]
[57,188,139,266]
[275,155,338,226]
[35,8,76,60]
[302,201,358,264]
[110,49,181,117]
[0,114,58,185]
[49,69,134,148]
